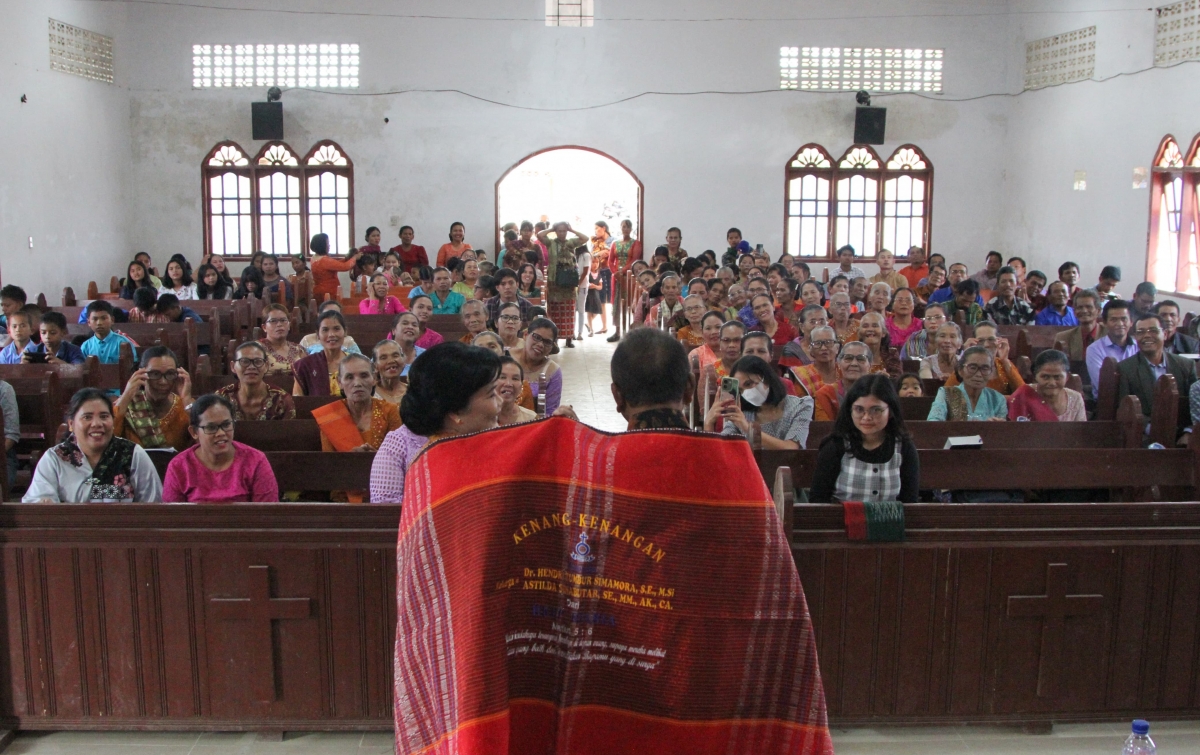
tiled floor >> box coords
[7,722,1198,753]
[552,327,627,434]
[9,330,1195,754]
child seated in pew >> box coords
[156,294,202,323]
[22,312,85,365]
[0,309,35,364]
[81,301,138,363]
[0,285,27,349]
[896,374,924,397]
[127,288,167,323]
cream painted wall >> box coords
[0,0,132,301]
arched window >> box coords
[784,145,833,258]
[304,140,353,256]
[255,141,302,257]
[784,143,933,260]
[1147,134,1200,294]
[202,142,253,257]
[201,140,355,259]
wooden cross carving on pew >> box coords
[208,565,312,703]
[1007,562,1104,698]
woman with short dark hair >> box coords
[24,388,163,502]
[370,343,501,502]
[809,374,919,503]
[1008,349,1086,421]
[292,310,351,396]
[512,317,562,415]
[162,393,279,503]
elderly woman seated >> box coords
[1008,349,1086,422]
[313,353,402,502]
[114,346,194,449]
[24,388,163,502]
[370,343,502,502]
[943,320,1025,395]
[216,342,296,420]
[704,355,814,449]
[918,322,963,380]
[856,312,902,379]
[928,346,1009,421]
[371,340,408,405]
[162,394,279,503]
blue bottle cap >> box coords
[1132,719,1150,735]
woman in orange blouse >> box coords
[436,222,472,267]
[309,233,360,302]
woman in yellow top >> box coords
[113,346,194,450]
[313,353,402,502]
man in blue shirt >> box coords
[427,267,465,315]
[1085,299,1137,397]
[1034,281,1078,327]
[928,263,984,306]
[21,311,85,365]
[156,294,202,323]
[80,301,138,364]
[0,310,35,364]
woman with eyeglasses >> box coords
[901,302,946,359]
[214,342,296,420]
[113,346,194,449]
[257,303,308,376]
[24,388,163,503]
[810,373,919,503]
[511,317,562,415]
[161,394,279,503]
[495,302,525,352]
[927,346,1008,421]
[792,326,840,398]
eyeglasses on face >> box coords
[235,358,267,369]
[146,370,179,382]
[264,318,290,326]
[498,315,521,323]
[962,363,994,375]
[528,333,554,347]
[810,339,837,348]
[198,420,233,435]
[1133,327,1162,337]
[851,405,888,418]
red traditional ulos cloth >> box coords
[394,417,833,755]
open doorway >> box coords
[495,147,643,259]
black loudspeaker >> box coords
[854,106,886,145]
[252,102,284,140]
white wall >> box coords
[0,0,132,301]
[1001,0,1200,300]
[119,0,1016,278]
[4,0,1196,309]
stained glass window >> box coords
[201,141,354,258]
[784,143,932,260]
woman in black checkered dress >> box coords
[809,374,919,503]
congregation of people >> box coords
[3,219,1199,506]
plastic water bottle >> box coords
[1123,720,1155,755]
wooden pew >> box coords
[804,405,1144,451]
[232,420,322,452]
[782,500,1200,725]
[5,373,63,453]
[294,395,341,418]
[0,357,102,399]
[899,395,935,421]
[757,444,1199,501]
[191,368,296,396]
[145,449,374,492]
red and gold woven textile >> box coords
[394,417,832,755]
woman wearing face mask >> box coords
[370,343,502,502]
[703,355,814,450]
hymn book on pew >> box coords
[944,435,983,450]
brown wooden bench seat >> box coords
[145,450,374,492]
